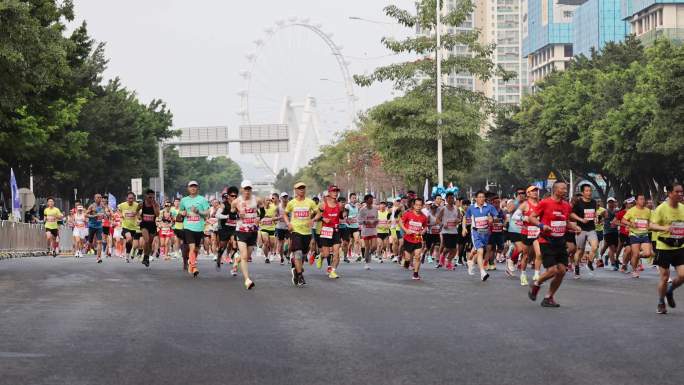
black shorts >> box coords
[619,233,630,246]
[523,236,537,247]
[604,232,619,247]
[457,229,472,245]
[184,229,203,247]
[442,233,458,249]
[378,233,389,240]
[217,228,233,242]
[88,227,103,242]
[260,229,275,237]
[290,233,312,254]
[46,228,59,237]
[404,241,422,254]
[540,241,569,268]
[488,232,505,249]
[236,231,258,247]
[320,229,341,247]
[315,233,322,249]
[425,233,440,249]
[508,232,524,243]
[102,227,110,236]
[596,230,604,242]
[174,229,184,240]
[564,232,576,245]
[275,228,290,240]
[122,228,141,240]
[339,227,350,242]
[140,223,157,235]
[654,248,684,268]
[349,227,360,238]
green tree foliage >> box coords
[163,150,242,199]
[505,38,682,200]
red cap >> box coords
[328,185,340,193]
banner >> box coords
[108,193,117,210]
[10,168,21,220]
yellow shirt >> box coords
[286,198,317,235]
[118,202,140,231]
[595,207,606,232]
[377,210,391,233]
[44,207,62,230]
[651,201,684,250]
[260,205,278,232]
[623,206,651,236]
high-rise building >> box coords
[621,0,684,45]
[573,0,629,57]
[522,1,585,88]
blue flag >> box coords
[10,168,21,220]
[108,193,117,210]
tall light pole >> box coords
[436,0,444,187]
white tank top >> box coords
[440,205,461,234]
[236,196,258,232]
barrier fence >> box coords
[0,221,73,256]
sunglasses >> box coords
[230,194,238,198]
[295,186,306,190]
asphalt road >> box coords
[1,255,683,385]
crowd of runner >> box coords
[40,179,684,314]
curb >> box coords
[0,250,50,260]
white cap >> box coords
[625,197,636,204]
[241,180,253,189]
[187,180,199,187]
[607,197,617,202]
[280,192,289,197]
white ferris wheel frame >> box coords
[238,17,357,176]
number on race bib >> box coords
[550,221,566,237]
[321,226,334,239]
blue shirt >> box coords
[180,195,210,232]
[88,205,104,229]
[465,203,499,233]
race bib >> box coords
[550,221,567,237]
[474,217,489,230]
[670,222,684,238]
[143,214,155,222]
[408,220,422,233]
[242,212,257,225]
[492,222,504,233]
[635,219,648,230]
[125,212,136,218]
[527,226,540,239]
[186,215,200,224]
[321,226,334,239]
[378,219,388,226]
[446,220,458,228]
[227,219,237,226]
[431,225,441,234]
[207,217,218,225]
[347,217,358,224]
[584,209,596,220]
[76,221,85,228]
[514,219,524,227]
[46,216,56,224]
[261,218,273,226]
[294,207,310,219]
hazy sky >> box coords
[71,0,415,180]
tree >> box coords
[354,0,511,187]
[273,169,295,194]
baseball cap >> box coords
[526,185,539,193]
[625,197,636,204]
[426,200,434,205]
[241,180,253,189]
[328,185,340,192]
[607,197,617,203]
[280,192,289,198]
[294,182,306,189]
[187,180,199,187]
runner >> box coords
[506,188,527,280]
[138,189,160,268]
[179,181,210,278]
[101,195,112,257]
[314,185,343,278]
[275,192,290,265]
[389,197,403,263]
[358,194,379,270]
[158,206,174,260]
[376,201,391,262]
[486,195,506,271]
[284,182,318,285]
[170,197,183,258]
[600,197,620,269]
[215,188,238,270]
[231,180,262,289]
[621,193,653,278]
[110,207,124,258]
[464,191,498,281]
[86,193,107,263]
[71,203,88,258]
[43,197,63,257]
[527,181,580,307]
[518,186,542,283]
[400,197,428,280]
[424,201,441,266]
[616,198,634,272]
[117,193,140,262]
[570,184,599,279]
[258,193,279,263]
[456,199,472,266]
[649,183,684,314]
[436,192,461,271]
[346,193,361,261]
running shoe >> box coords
[364,263,370,270]
[231,265,238,276]
[291,268,298,286]
[97,258,102,264]
[344,257,350,263]
[280,258,284,265]
[142,255,150,267]
[480,270,489,282]
[587,260,594,271]
[412,272,421,281]
[403,259,410,269]
[392,256,398,263]
[666,283,676,308]
[308,253,315,265]
[541,297,560,308]
[265,257,270,264]
[528,282,540,301]
[596,260,604,268]
[446,262,454,271]
[316,256,323,269]
[298,274,306,286]
[657,303,667,314]
[520,273,528,286]
[426,256,433,264]
[326,266,333,274]
[328,270,339,279]
[467,260,474,275]
[574,264,580,278]
[216,258,221,270]
[245,279,255,290]
[434,264,442,269]
[52,250,57,258]
[631,272,640,279]
[190,266,199,278]
[488,263,497,271]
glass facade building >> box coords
[573,0,628,57]
[621,1,684,46]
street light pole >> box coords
[436,0,444,187]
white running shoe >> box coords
[364,263,371,270]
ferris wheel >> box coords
[238,17,357,177]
